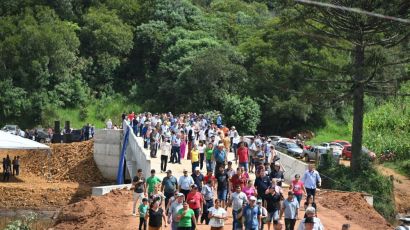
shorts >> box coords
[217,189,228,201]
[268,210,279,223]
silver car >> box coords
[276,141,304,158]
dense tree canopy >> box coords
[0,0,408,138]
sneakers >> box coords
[132,213,137,217]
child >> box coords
[139,198,148,230]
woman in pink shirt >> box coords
[289,174,306,204]
[242,180,257,198]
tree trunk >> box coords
[351,45,365,174]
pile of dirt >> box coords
[20,140,106,184]
[54,189,133,230]
[317,190,392,229]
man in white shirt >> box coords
[229,185,248,230]
[178,169,194,198]
[302,164,322,201]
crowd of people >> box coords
[120,112,342,230]
[1,154,20,182]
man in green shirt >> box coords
[177,201,196,230]
[146,169,162,195]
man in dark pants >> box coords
[302,164,322,201]
[170,133,181,164]
[280,191,299,230]
[162,170,178,210]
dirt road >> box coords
[377,165,410,214]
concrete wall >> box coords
[92,184,132,196]
[125,124,151,179]
[93,129,123,180]
[276,150,309,183]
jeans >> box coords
[164,191,174,211]
[171,221,179,230]
[192,161,199,173]
[171,146,180,163]
[139,217,146,230]
[284,218,296,230]
[206,159,214,172]
[239,162,248,172]
[217,189,228,201]
[232,209,239,230]
[199,153,205,170]
[201,199,214,224]
[295,194,303,204]
[306,188,316,200]
[150,142,157,157]
[161,155,168,172]
[233,144,238,160]
[192,208,200,230]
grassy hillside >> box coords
[44,95,139,129]
[307,118,351,145]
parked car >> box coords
[332,140,351,147]
[342,144,376,160]
[34,128,51,143]
[320,142,343,156]
[276,141,304,158]
[2,125,24,136]
[303,146,328,162]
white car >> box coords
[303,146,328,161]
[2,125,23,136]
[320,142,343,157]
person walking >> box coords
[296,207,324,230]
[242,180,257,199]
[201,179,214,224]
[229,184,248,230]
[162,170,178,209]
[237,142,249,172]
[230,168,248,192]
[177,201,197,230]
[160,138,172,172]
[150,128,160,158]
[14,156,20,176]
[215,165,229,209]
[179,169,194,199]
[198,141,206,170]
[208,199,228,230]
[254,170,271,203]
[191,144,200,173]
[139,198,149,230]
[280,191,300,230]
[171,132,181,164]
[205,143,215,172]
[289,174,306,205]
[186,184,204,230]
[269,162,285,187]
[303,195,317,218]
[145,201,167,230]
[132,169,147,216]
[239,196,261,230]
[302,164,321,201]
[265,187,282,230]
[180,131,187,160]
[168,193,184,230]
[147,169,162,196]
[192,167,204,192]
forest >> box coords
[0,0,408,136]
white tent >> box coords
[0,130,50,150]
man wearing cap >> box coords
[192,167,205,192]
[187,184,204,230]
[296,207,323,230]
[240,196,261,230]
[270,162,285,187]
[179,169,195,198]
[162,170,178,208]
[280,191,300,230]
[213,144,227,174]
[168,193,184,230]
[229,184,248,230]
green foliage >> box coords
[384,161,410,178]
[5,212,38,230]
[307,118,352,145]
[221,94,261,134]
[319,155,396,221]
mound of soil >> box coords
[54,189,133,230]
[20,140,106,184]
[317,190,392,229]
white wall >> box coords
[277,151,309,183]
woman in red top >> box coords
[186,185,203,230]
[289,174,306,204]
[237,142,249,172]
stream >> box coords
[0,209,58,229]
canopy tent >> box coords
[0,130,50,150]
